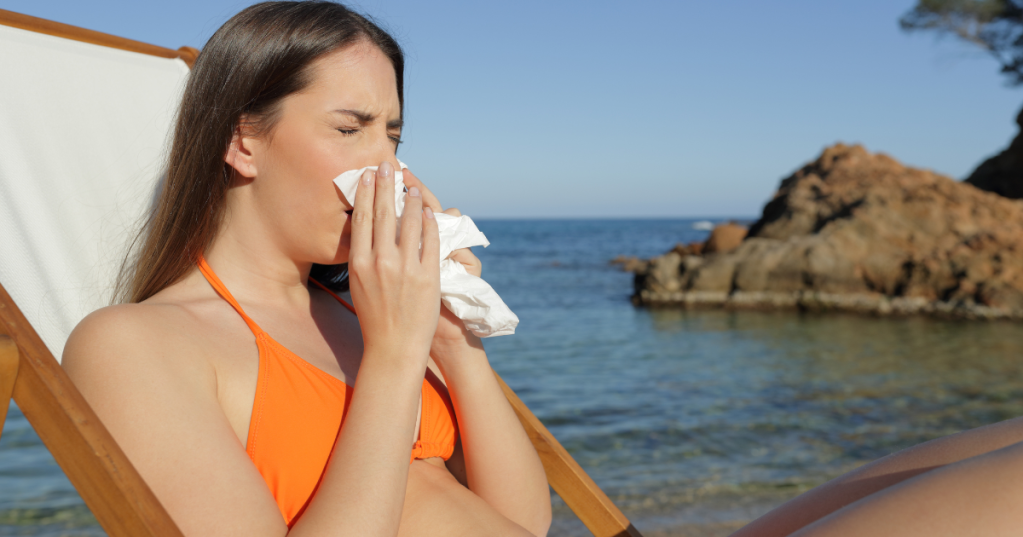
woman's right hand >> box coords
[347,161,440,370]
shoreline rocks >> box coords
[623,144,1023,321]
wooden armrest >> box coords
[0,335,18,440]
[495,372,642,537]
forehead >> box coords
[301,41,400,115]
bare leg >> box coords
[792,440,1023,536]
[731,416,1023,537]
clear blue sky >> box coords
[7,0,1022,218]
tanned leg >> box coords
[792,440,1023,536]
[731,416,1023,537]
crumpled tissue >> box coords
[333,162,518,337]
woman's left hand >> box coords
[403,169,483,355]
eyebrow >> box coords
[332,109,403,129]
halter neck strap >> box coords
[308,278,357,315]
[196,256,265,337]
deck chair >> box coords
[0,9,641,537]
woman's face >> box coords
[241,40,402,265]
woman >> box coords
[63,2,1023,536]
[62,2,551,536]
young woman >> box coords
[63,2,1023,536]
[62,2,550,536]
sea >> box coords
[3,218,1023,537]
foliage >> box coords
[901,0,1023,84]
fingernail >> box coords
[361,171,372,185]
[424,207,434,219]
[378,161,393,179]
[409,186,420,198]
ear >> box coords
[224,124,259,179]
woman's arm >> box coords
[401,168,551,536]
[431,332,553,537]
[293,165,441,536]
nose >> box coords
[368,130,401,174]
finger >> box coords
[400,186,424,261]
[421,207,440,268]
[448,247,482,277]
[442,207,462,217]
[350,169,376,260]
[448,247,477,263]
[402,169,443,212]
[374,161,397,248]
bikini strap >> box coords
[197,256,265,337]
[309,278,357,315]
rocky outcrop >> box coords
[627,144,1023,320]
[703,223,747,254]
[965,106,1023,199]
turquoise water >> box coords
[3,219,1023,536]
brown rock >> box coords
[702,223,748,254]
[670,243,691,256]
[631,143,1023,319]
[645,252,683,293]
[610,255,648,273]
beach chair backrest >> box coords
[0,12,191,361]
[0,9,194,536]
[0,9,640,537]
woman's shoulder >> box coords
[66,301,184,353]
[62,303,202,384]
[62,276,225,383]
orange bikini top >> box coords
[197,258,459,526]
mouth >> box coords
[344,209,353,216]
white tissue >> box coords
[333,162,519,337]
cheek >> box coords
[256,169,348,263]
[293,187,348,239]
[269,140,348,221]
[258,121,356,258]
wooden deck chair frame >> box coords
[0,9,641,537]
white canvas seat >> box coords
[0,23,188,360]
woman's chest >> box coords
[203,308,366,448]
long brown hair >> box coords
[116,1,404,303]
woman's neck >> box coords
[203,208,315,309]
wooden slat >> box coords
[495,372,643,537]
[0,282,184,537]
[0,9,198,67]
[0,335,18,442]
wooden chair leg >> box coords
[0,335,18,441]
[495,371,643,537]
